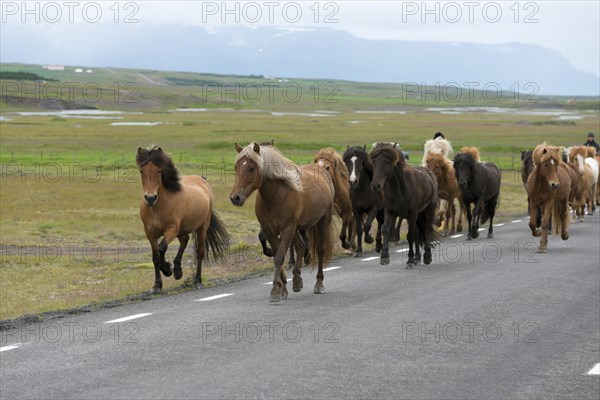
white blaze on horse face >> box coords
[318,159,325,168]
[349,156,358,183]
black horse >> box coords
[453,152,501,240]
[343,145,384,257]
[370,143,439,268]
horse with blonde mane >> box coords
[425,153,465,235]
[314,148,355,250]
[567,146,598,220]
[137,145,230,292]
[421,137,454,166]
[527,144,571,252]
[230,143,335,302]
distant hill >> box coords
[1,24,598,96]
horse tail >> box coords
[204,211,230,261]
[417,210,441,248]
[307,206,336,268]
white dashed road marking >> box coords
[493,223,505,227]
[323,266,342,272]
[264,279,292,285]
[195,293,233,302]
[0,344,21,352]
[511,219,522,223]
[450,234,464,238]
[104,313,153,324]
[361,256,379,261]
[586,363,600,375]
[395,249,409,253]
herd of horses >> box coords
[135,138,600,302]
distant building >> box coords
[43,65,65,71]
[75,68,83,73]
[86,69,93,73]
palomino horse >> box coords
[371,143,439,268]
[567,146,599,220]
[425,153,465,235]
[453,152,501,240]
[137,146,229,292]
[527,144,571,253]
[343,145,384,257]
[422,138,454,230]
[314,148,356,250]
[230,143,335,302]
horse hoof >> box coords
[313,286,325,294]
[270,295,282,303]
[375,243,383,253]
[264,249,274,257]
[282,289,288,300]
[414,259,421,266]
[292,276,303,292]
[487,233,494,239]
[406,263,414,269]
[380,257,390,265]
[424,255,432,265]
[537,247,547,254]
[341,240,351,250]
[173,267,183,280]
[466,236,472,241]
[161,262,173,277]
[471,232,479,239]
[364,235,374,244]
[151,287,162,294]
[196,283,204,290]
[352,251,362,258]
[561,233,569,241]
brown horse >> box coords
[425,153,465,236]
[527,144,571,253]
[314,148,355,250]
[567,146,597,220]
[230,143,335,302]
[137,146,229,292]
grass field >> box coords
[1,63,599,320]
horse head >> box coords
[230,142,262,207]
[343,146,372,188]
[136,145,181,206]
[533,144,562,190]
[453,152,475,189]
[370,143,400,192]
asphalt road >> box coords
[1,215,599,399]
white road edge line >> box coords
[395,249,409,253]
[450,234,464,238]
[104,313,152,324]
[361,256,379,261]
[478,228,486,232]
[586,363,600,375]
[323,266,342,272]
[493,223,505,227]
[195,293,233,302]
[264,279,292,285]
[511,219,522,223]
[0,344,21,352]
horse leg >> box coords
[339,217,351,250]
[464,201,473,240]
[353,210,364,257]
[406,215,417,268]
[456,198,465,233]
[157,228,179,278]
[314,215,331,295]
[375,212,384,253]
[538,203,552,253]
[529,202,541,237]
[288,244,297,269]
[258,230,274,257]
[470,199,483,239]
[193,226,209,289]
[448,199,456,235]
[270,227,294,303]
[172,233,189,280]
[348,216,356,250]
[379,209,395,265]
[423,204,436,265]
[364,209,376,244]
[292,233,304,292]
[149,239,163,293]
[559,199,570,241]
[487,196,498,239]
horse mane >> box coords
[343,146,374,179]
[371,143,405,169]
[459,146,480,162]
[136,144,182,192]
[532,143,562,166]
[236,143,303,192]
[586,146,597,158]
[314,148,349,179]
[422,138,454,165]
[426,152,453,169]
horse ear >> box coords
[363,144,366,150]
[253,142,260,154]
[156,147,162,152]
[235,143,243,153]
[543,149,547,154]
[137,147,144,156]
[347,145,350,150]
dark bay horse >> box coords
[527,144,571,252]
[453,152,501,240]
[371,143,439,268]
[521,149,548,230]
[230,143,335,302]
[137,146,229,292]
[343,145,384,257]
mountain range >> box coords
[1,24,598,96]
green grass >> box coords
[1,62,599,320]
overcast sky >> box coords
[3,1,599,77]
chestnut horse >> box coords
[230,143,335,302]
[343,145,384,257]
[371,143,440,268]
[527,144,571,253]
[425,153,465,235]
[314,148,356,250]
[137,146,229,292]
[453,152,501,240]
[567,146,598,220]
